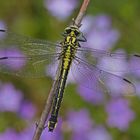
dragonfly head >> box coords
[63,25,87,42]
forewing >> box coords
[77,47,140,73]
[77,47,140,59]
[0,29,61,77]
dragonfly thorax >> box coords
[63,26,80,46]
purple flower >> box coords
[97,50,128,74]
[71,132,88,140]
[67,109,94,140]
[0,48,26,71]
[81,15,111,33]
[70,124,112,140]
[97,50,134,96]
[0,129,19,140]
[67,109,93,133]
[105,98,135,131]
[0,28,26,72]
[46,60,59,80]
[133,81,140,96]
[4,124,61,140]
[77,67,105,104]
[19,122,63,140]
[19,125,35,140]
[0,83,23,112]
[0,21,6,29]
[0,21,6,39]
[87,126,112,140]
[81,15,120,50]
[18,100,36,120]
[41,118,63,140]
[77,84,105,105]
[44,0,78,20]
[129,55,140,77]
[80,16,94,33]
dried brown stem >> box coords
[75,0,90,27]
[32,0,90,140]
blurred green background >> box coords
[0,0,140,140]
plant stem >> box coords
[32,0,90,140]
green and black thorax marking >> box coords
[48,25,86,132]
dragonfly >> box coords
[0,24,140,132]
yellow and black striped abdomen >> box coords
[48,32,79,132]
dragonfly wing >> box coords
[0,54,60,77]
[71,56,136,97]
[0,29,61,77]
[0,29,61,55]
[77,47,139,59]
[77,47,140,73]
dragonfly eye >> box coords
[74,30,80,36]
[65,28,71,34]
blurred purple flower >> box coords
[17,121,63,140]
[67,109,93,133]
[81,15,111,33]
[134,81,140,96]
[0,21,6,39]
[129,55,140,77]
[97,50,128,74]
[71,132,88,140]
[77,67,105,104]
[0,129,19,140]
[72,127,112,140]
[0,48,26,71]
[41,118,63,140]
[19,100,36,120]
[80,16,94,33]
[77,84,105,105]
[105,98,135,131]
[81,15,120,50]
[68,113,112,140]
[19,125,35,140]
[97,50,133,96]
[45,0,78,20]
[93,15,112,29]
[87,126,112,140]
[46,60,59,80]
[0,21,5,29]
[0,83,23,112]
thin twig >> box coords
[75,0,90,27]
[32,0,90,140]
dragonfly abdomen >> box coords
[48,45,76,131]
[47,66,70,131]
